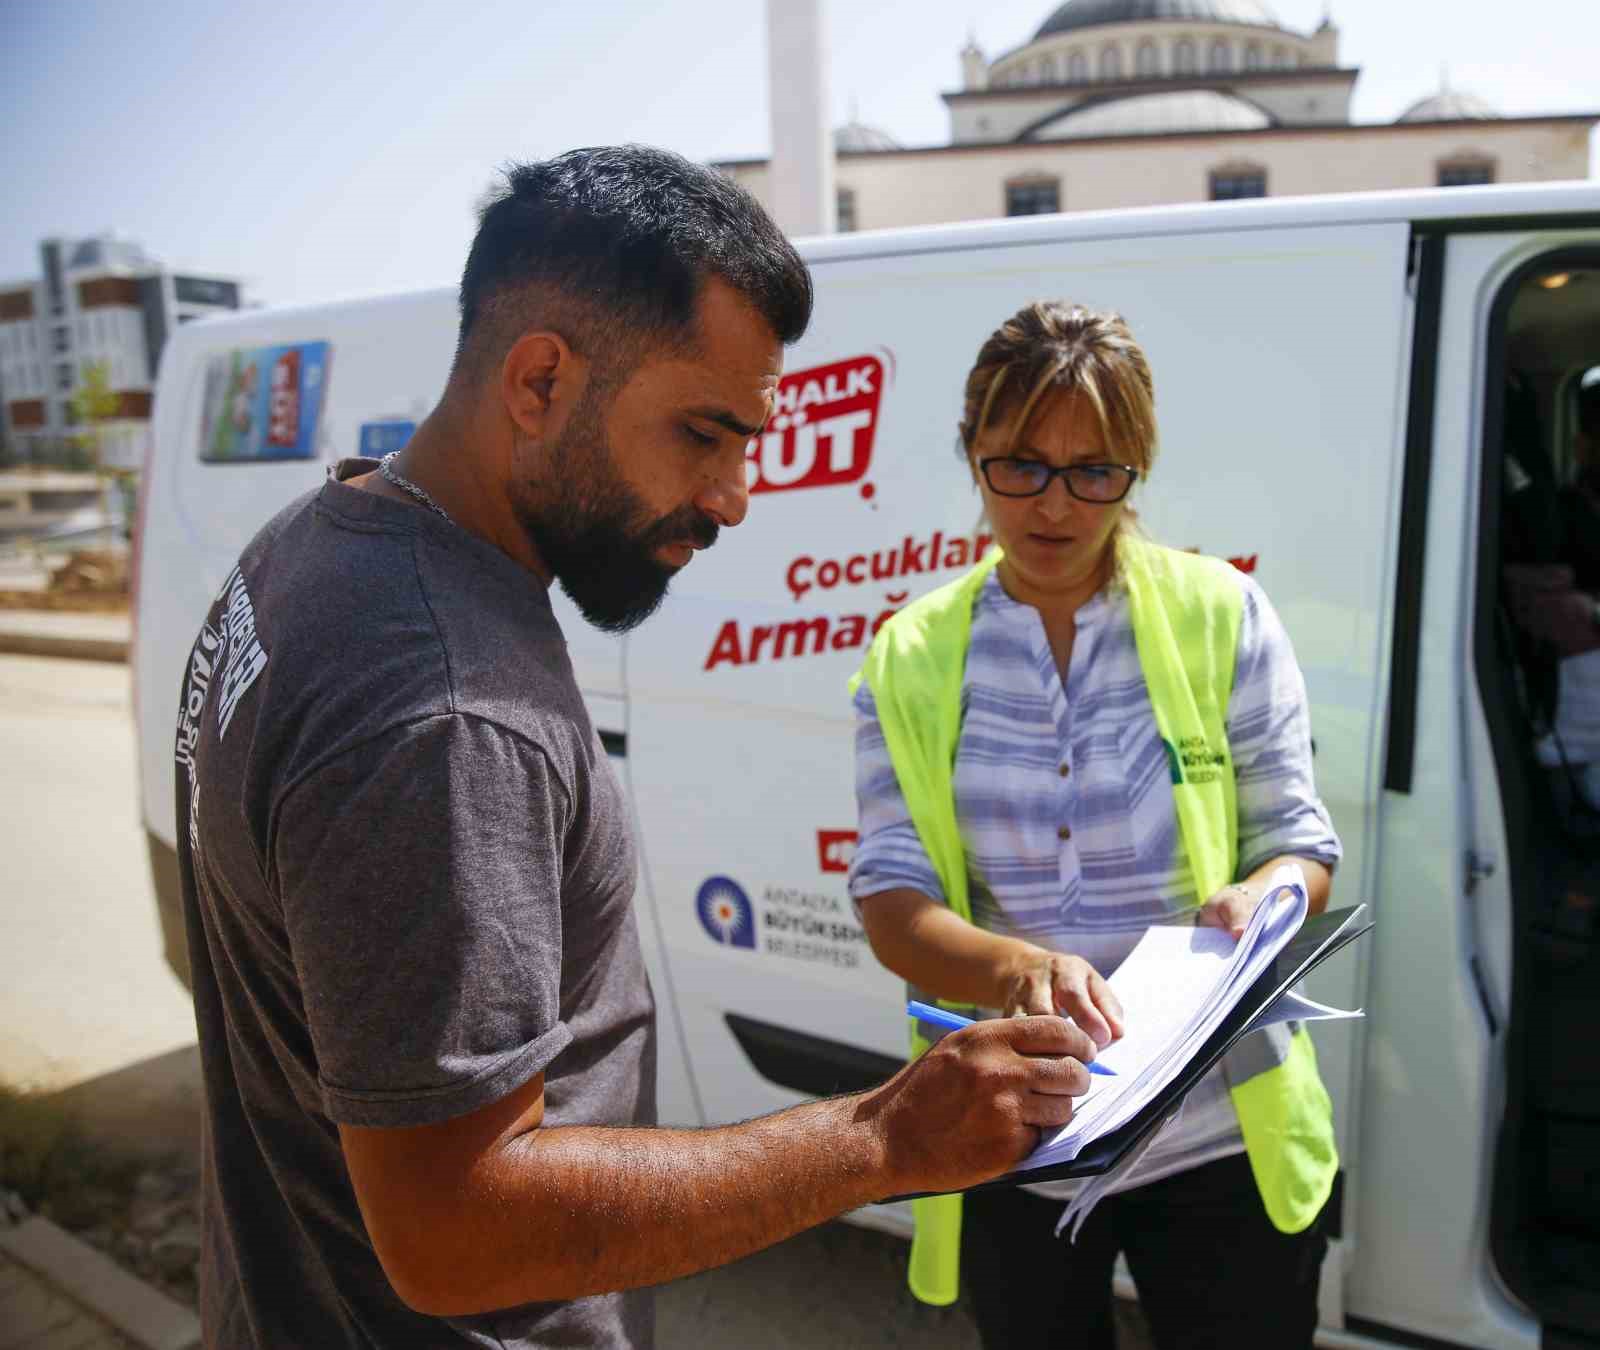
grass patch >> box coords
[0,1081,140,1226]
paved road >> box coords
[0,652,1151,1349]
[0,654,194,1094]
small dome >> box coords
[1397,89,1499,123]
[1035,0,1283,40]
[1027,89,1273,140]
[834,121,901,153]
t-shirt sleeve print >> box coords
[175,566,271,857]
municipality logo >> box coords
[696,876,756,949]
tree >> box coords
[67,359,136,539]
[68,360,121,474]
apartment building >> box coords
[0,234,242,471]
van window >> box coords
[1481,255,1600,1318]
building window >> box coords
[1174,38,1196,74]
[1438,159,1495,187]
[1210,165,1268,199]
[1100,45,1122,80]
[1273,44,1290,68]
[1041,54,1057,83]
[1068,50,1087,82]
[51,326,70,354]
[1209,40,1232,72]
[55,362,74,392]
[174,276,241,308]
[1244,42,1262,70]
[1136,41,1159,76]
[1006,178,1061,216]
[836,187,858,233]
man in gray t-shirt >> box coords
[178,469,654,1345]
[176,146,1101,1349]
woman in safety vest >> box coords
[849,301,1343,1350]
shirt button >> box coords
[1058,825,1072,841]
[1059,763,1071,778]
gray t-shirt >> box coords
[174,460,656,1348]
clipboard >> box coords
[885,903,1371,1202]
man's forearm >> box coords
[391,1093,887,1316]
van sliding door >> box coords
[1361,222,1600,1350]
[1473,241,1600,1348]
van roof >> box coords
[800,181,1600,266]
[166,181,1600,333]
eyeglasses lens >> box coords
[984,460,1133,502]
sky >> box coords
[2,0,1595,308]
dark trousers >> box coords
[960,1154,1328,1350]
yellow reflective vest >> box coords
[852,534,1337,1306]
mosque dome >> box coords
[1026,88,1273,139]
[1034,0,1284,40]
[834,121,901,152]
[1396,88,1499,123]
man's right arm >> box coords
[340,1013,1094,1317]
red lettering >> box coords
[745,354,885,496]
[830,614,868,649]
[786,555,815,601]
[773,617,829,659]
[704,621,744,671]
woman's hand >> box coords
[997,948,1125,1050]
[1197,881,1263,941]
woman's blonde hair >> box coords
[958,301,1158,477]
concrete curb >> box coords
[0,1217,199,1350]
[0,629,128,662]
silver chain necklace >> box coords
[378,451,454,526]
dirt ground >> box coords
[0,589,129,613]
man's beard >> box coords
[512,400,719,633]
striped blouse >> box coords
[849,565,1342,1198]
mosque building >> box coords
[719,0,1596,231]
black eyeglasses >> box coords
[978,457,1140,503]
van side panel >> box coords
[623,223,1412,1247]
[135,290,626,854]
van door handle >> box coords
[1465,849,1497,895]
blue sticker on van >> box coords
[696,876,756,948]
[358,420,416,458]
[199,342,330,462]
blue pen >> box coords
[907,1001,1117,1075]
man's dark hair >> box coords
[455,145,812,385]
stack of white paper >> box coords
[1017,864,1363,1187]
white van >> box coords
[133,182,1600,1349]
